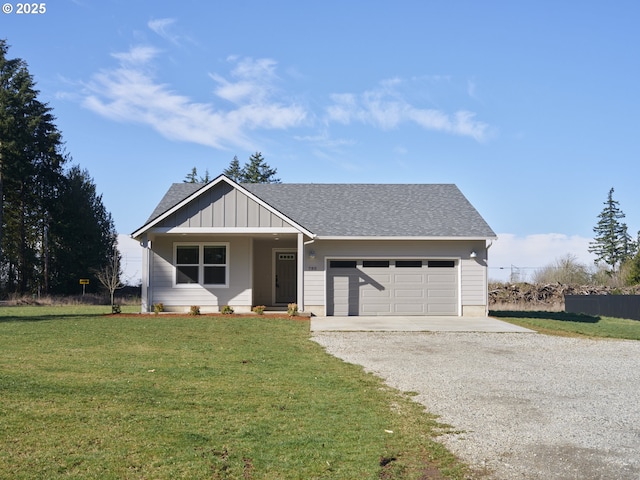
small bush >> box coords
[153,303,164,314]
[287,303,298,316]
[111,304,121,314]
[221,305,234,315]
[252,305,266,315]
[189,305,201,316]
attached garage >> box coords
[327,259,459,316]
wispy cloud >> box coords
[326,80,492,142]
[79,39,492,151]
[148,18,181,45]
[81,47,307,150]
[210,56,278,104]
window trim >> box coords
[174,242,229,288]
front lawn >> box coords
[0,307,467,479]
[491,310,640,340]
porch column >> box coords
[140,235,152,312]
[297,233,304,311]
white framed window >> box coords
[174,243,229,287]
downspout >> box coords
[297,234,305,312]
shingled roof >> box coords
[138,178,496,238]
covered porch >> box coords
[138,231,311,313]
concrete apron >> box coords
[310,316,535,333]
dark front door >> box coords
[275,251,297,304]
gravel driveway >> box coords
[312,332,640,479]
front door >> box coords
[275,251,297,304]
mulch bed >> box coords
[109,313,310,321]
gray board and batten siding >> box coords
[150,181,294,230]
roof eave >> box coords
[314,235,498,241]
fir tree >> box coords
[588,188,636,273]
[223,156,243,182]
[0,40,67,293]
[183,167,211,183]
[49,167,117,294]
[240,152,280,183]
[1,40,116,295]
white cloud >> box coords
[489,233,596,282]
[148,18,183,45]
[326,81,491,142]
[210,56,279,104]
[112,45,160,65]
[81,48,307,150]
[79,44,491,150]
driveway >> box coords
[310,316,534,332]
[312,331,640,479]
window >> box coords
[428,260,455,268]
[176,245,199,284]
[329,260,357,268]
[175,244,228,286]
[362,260,390,268]
[396,260,423,268]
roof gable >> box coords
[132,175,312,238]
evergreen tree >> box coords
[183,167,198,183]
[223,155,243,182]
[0,40,67,293]
[588,188,636,273]
[188,153,280,185]
[240,152,280,183]
[1,41,116,295]
[48,166,117,294]
[626,250,640,285]
[183,167,211,183]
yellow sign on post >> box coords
[80,278,89,296]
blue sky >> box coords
[3,1,639,282]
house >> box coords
[131,174,497,317]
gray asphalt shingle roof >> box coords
[142,179,496,238]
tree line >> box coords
[0,40,117,296]
[183,152,281,184]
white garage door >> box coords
[327,259,458,316]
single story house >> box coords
[131,174,497,316]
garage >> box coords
[327,259,458,316]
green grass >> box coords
[491,310,640,340]
[0,307,467,479]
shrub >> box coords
[111,304,121,314]
[287,303,298,316]
[252,305,266,315]
[189,305,201,316]
[153,303,164,314]
[221,305,234,315]
[531,254,591,285]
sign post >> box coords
[79,278,89,295]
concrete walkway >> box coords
[310,315,534,332]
